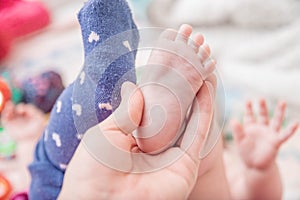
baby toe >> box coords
[203,58,216,75]
[175,24,192,43]
[159,28,177,41]
[189,33,204,53]
[198,44,210,62]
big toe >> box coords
[175,24,193,43]
[159,28,177,41]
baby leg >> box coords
[29,0,139,198]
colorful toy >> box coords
[0,127,16,159]
[0,78,11,113]
[0,174,12,200]
[0,72,23,106]
[0,0,50,60]
[10,191,28,200]
[0,71,65,113]
[21,71,65,113]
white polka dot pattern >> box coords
[52,133,62,147]
[56,101,62,113]
[88,31,100,43]
[122,40,131,51]
[72,104,82,116]
[98,102,113,110]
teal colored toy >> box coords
[1,71,23,105]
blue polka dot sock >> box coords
[29,0,139,199]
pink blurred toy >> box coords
[0,0,50,60]
[10,191,28,200]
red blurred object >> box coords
[0,78,11,112]
[0,0,50,60]
[0,174,12,200]
[9,191,28,200]
[0,38,10,61]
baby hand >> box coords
[231,99,298,170]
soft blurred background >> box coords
[0,0,299,199]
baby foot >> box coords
[136,24,216,154]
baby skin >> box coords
[225,99,299,200]
[1,102,46,191]
[188,99,299,200]
[136,24,216,154]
